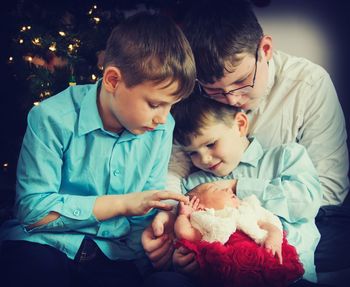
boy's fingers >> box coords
[177,246,192,255]
[152,242,174,269]
[150,201,174,211]
[151,216,164,237]
[148,239,173,263]
[182,258,199,273]
[141,227,168,253]
[155,191,189,203]
[173,248,197,273]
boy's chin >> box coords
[210,169,231,177]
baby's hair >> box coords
[172,91,241,146]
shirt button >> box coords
[102,230,109,237]
[113,169,120,176]
[73,209,81,217]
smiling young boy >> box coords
[0,12,195,287]
[171,94,322,284]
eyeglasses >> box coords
[198,46,259,99]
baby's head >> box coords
[187,181,240,210]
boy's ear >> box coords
[235,112,249,136]
[259,35,273,62]
[103,66,122,93]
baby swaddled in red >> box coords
[175,190,305,287]
[176,230,304,287]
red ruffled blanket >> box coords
[176,230,304,287]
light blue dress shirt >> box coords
[0,80,174,273]
[182,138,322,282]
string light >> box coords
[33,102,40,106]
[58,31,66,36]
[32,38,41,46]
[49,43,57,52]
[91,74,97,81]
[88,5,97,15]
[8,57,14,63]
[3,163,8,167]
[93,17,101,24]
[19,39,24,44]
[20,25,31,32]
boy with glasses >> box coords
[142,0,349,286]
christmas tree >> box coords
[0,0,187,222]
[6,0,172,107]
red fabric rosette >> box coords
[175,230,304,287]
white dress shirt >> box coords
[168,50,349,206]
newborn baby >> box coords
[175,181,283,263]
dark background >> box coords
[0,0,349,222]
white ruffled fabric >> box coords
[190,195,282,244]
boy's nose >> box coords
[200,154,212,165]
[153,114,167,125]
[225,93,241,106]
[154,106,171,125]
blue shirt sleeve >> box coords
[15,105,99,232]
[236,143,322,223]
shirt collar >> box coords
[78,79,104,136]
[78,80,103,136]
[265,54,276,97]
[240,137,264,167]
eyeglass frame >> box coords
[197,45,259,99]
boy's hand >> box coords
[178,196,200,217]
[173,246,199,275]
[123,190,189,216]
[142,211,176,270]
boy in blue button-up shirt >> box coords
[170,94,322,284]
[0,12,195,287]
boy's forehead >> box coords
[183,133,213,151]
[183,123,219,151]
[201,52,254,88]
[141,80,181,102]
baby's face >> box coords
[191,181,240,210]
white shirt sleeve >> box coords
[166,142,192,194]
[297,73,349,205]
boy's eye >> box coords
[149,103,160,109]
[235,78,246,85]
[187,151,197,157]
[207,142,216,148]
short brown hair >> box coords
[104,12,196,98]
[172,91,240,146]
